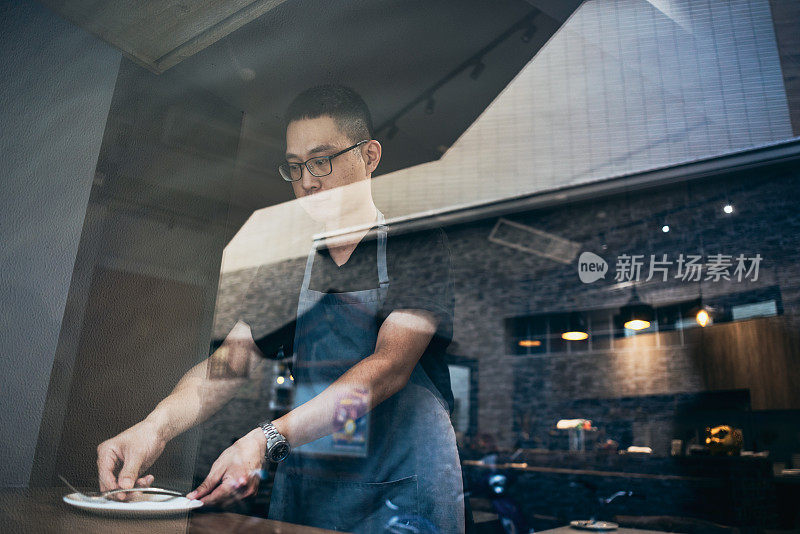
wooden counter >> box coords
[538,527,668,534]
[0,488,336,534]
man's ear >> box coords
[363,140,382,175]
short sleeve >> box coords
[248,320,295,359]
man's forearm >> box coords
[143,361,210,442]
[144,345,251,442]
[262,310,437,451]
[271,350,409,448]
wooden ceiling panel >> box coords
[38,0,288,73]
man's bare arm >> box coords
[188,308,439,503]
[272,308,439,447]
[144,321,261,442]
[97,320,261,492]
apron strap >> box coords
[300,238,318,294]
[375,210,389,296]
[299,209,390,295]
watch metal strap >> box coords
[259,421,290,462]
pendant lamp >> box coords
[617,285,654,331]
[562,311,589,340]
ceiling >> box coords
[38,0,290,73]
[45,0,582,209]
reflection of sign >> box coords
[575,252,764,283]
[332,388,370,454]
[578,252,608,283]
[489,218,580,264]
[612,253,762,283]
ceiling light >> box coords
[662,225,670,233]
[562,311,589,341]
[689,298,713,328]
[518,339,541,347]
[617,286,654,331]
[696,308,710,327]
[624,319,651,330]
[562,331,589,341]
[723,204,734,214]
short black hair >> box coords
[284,85,373,143]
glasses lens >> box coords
[306,157,332,177]
[279,163,301,182]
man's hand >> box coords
[187,428,266,506]
[96,419,166,500]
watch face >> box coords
[270,442,290,462]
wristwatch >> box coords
[259,421,291,463]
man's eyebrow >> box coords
[285,144,338,160]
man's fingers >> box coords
[187,468,223,500]
[199,476,243,506]
[97,445,119,492]
[117,473,155,502]
[136,474,154,488]
[115,453,144,501]
[117,454,144,489]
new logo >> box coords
[578,252,608,283]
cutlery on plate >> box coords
[59,475,185,500]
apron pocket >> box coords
[297,474,419,533]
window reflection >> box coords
[5,0,800,532]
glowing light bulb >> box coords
[624,319,651,331]
[518,340,542,347]
[276,376,285,385]
[561,331,589,341]
[723,204,733,214]
[662,225,670,233]
[696,309,710,327]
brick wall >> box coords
[201,159,800,473]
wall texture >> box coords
[29,56,244,488]
[0,1,120,487]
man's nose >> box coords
[299,165,319,192]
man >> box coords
[97,85,464,533]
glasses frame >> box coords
[279,140,369,182]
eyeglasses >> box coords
[279,140,368,182]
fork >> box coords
[59,475,185,500]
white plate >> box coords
[570,520,619,531]
[63,492,203,517]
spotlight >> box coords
[662,225,670,233]
[425,97,435,115]
[469,61,485,80]
[723,204,734,214]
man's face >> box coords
[285,116,374,225]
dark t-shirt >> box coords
[246,225,455,413]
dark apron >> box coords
[268,211,464,533]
